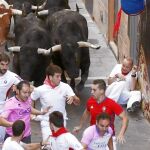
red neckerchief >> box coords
[52,127,73,150]
[52,127,68,137]
[121,68,129,76]
[43,76,56,88]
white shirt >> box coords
[31,82,75,120]
[109,64,136,91]
[47,133,83,150]
[0,70,21,105]
[2,137,24,150]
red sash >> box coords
[43,76,56,88]
[52,127,73,150]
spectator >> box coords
[31,64,80,140]
[45,111,83,150]
[0,81,49,143]
[73,79,128,150]
[2,120,48,150]
[81,112,113,150]
[0,53,22,142]
[106,57,141,112]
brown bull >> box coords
[0,6,12,53]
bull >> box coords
[0,0,22,53]
[8,13,51,86]
[39,9,100,91]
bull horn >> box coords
[8,46,21,52]
[11,9,22,15]
[37,45,61,55]
[31,0,47,10]
[49,45,61,52]
[77,41,101,49]
[37,10,48,16]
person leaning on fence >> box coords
[105,57,141,112]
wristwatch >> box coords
[131,74,136,77]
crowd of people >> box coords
[0,52,141,150]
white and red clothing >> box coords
[0,96,32,138]
[2,137,24,150]
[0,70,21,108]
[31,81,75,140]
[86,97,123,134]
[0,70,21,142]
[81,125,113,150]
[46,127,83,150]
[106,64,141,109]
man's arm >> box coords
[0,117,13,127]
[108,136,114,150]
[73,109,90,132]
[130,65,138,91]
[22,141,48,150]
[81,143,87,150]
[73,95,80,105]
[66,95,80,105]
[116,111,128,143]
[31,106,50,115]
[108,77,117,85]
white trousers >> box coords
[40,119,67,141]
[106,81,141,109]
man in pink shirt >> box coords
[0,81,49,143]
[81,112,113,150]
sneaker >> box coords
[127,101,140,113]
[132,101,141,111]
[127,107,133,113]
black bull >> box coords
[9,13,51,86]
[46,10,100,90]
